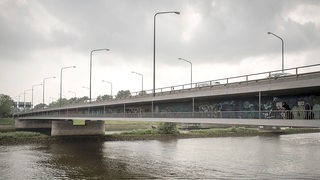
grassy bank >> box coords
[107,127,320,141]
[0,131,49,145]
[0,118,14,125]
[0,118,14,131]
[105,120,158,131]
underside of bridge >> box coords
[51,120,105,136]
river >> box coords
[1,133,320,179]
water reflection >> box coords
[44,139,150,179]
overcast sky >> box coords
[1,0,320,105]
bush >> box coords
[156,122,179,134]
[0,131,45,140]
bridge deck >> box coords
[19,116,320,128]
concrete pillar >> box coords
[51,120,105,136]
[15,118,52,129]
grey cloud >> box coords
[1,0,320,65]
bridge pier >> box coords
[51,120,105,136]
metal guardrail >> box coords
[131,63,320,95]
[21,110,320,120]
[22,63,320,113]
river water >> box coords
[1,133,320,179]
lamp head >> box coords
[174,11,180,15]
[267,32,271,34]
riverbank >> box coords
[1,127,320,145]
[107,127,320,141]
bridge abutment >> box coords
[51,120,105,136]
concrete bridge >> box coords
[15,64,320,136]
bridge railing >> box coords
[82,63,320,101]
[146,63,320,96]
[22,110,320,120]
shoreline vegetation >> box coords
[1,118,320,145]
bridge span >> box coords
[15,64,320,136]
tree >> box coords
[77,96,89,103]
[96,94,113,102]
[0,94,14,117]
[116,90,131,99]
[33,103,47,110]
[157,122,179,134]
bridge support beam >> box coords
[51,120,105,136]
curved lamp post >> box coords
[268,32,284,72]
[90,49,110,103]
[178,58,192,88]
[60,66,76,107]
[43,76,56,109]
[131,71,144,92]
[153,11,180,97]
[102,80,113,97]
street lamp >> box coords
[153,11,180,96]
[102,80,113,97]
[60,66,76,107]
[23,89,32,111]
[267,32,284,72]
[31,83,42,109]
[131,71,144,92]
[43,76,56,109]
[178,58,193,88]
[90,49,110,103]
